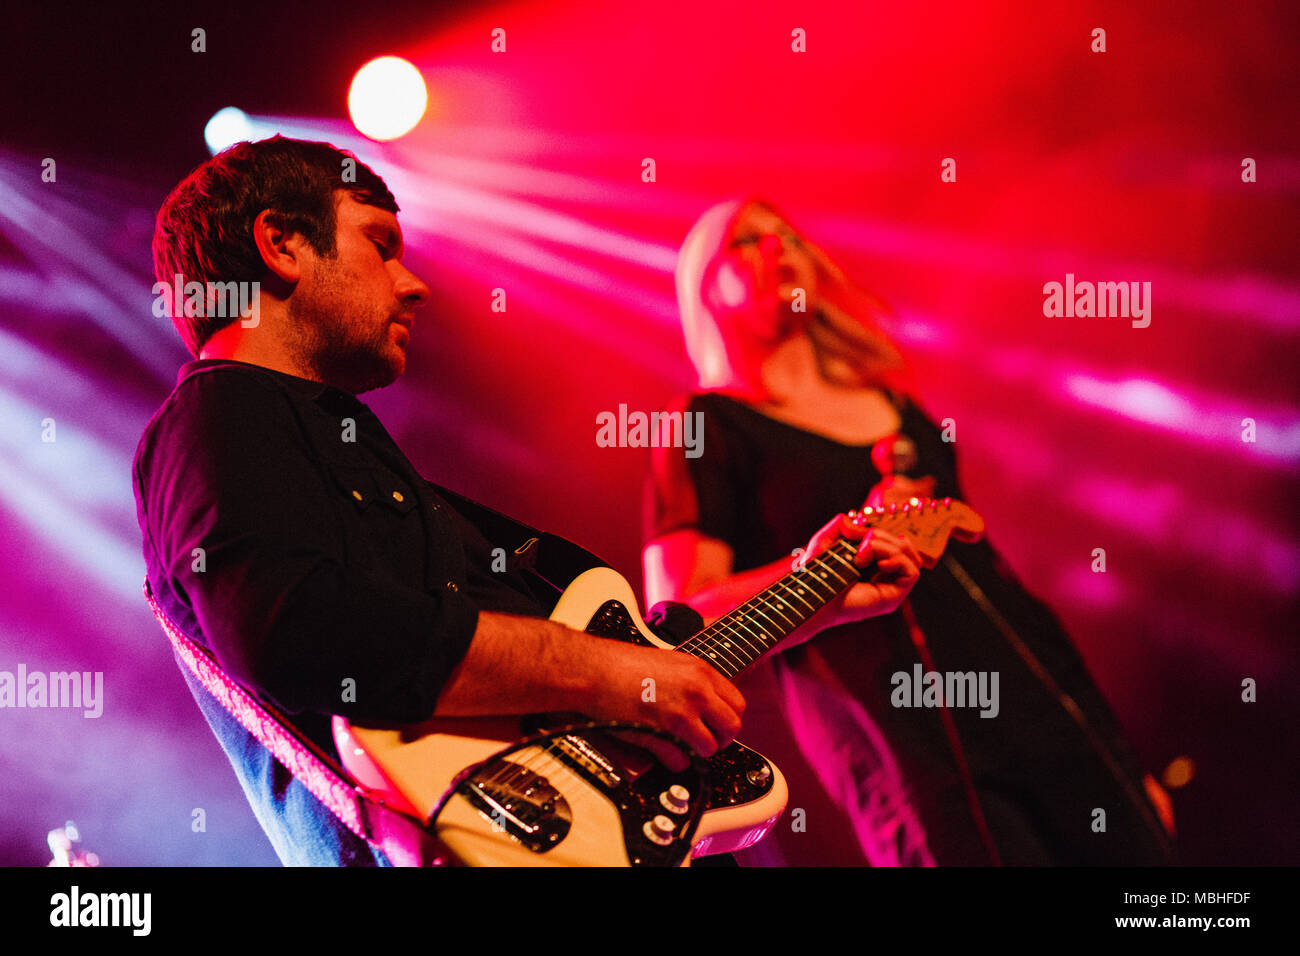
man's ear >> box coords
[252,209,307,285]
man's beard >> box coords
[286,286,402,394]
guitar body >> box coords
[335,566,788,866]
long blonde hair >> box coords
[675,198,909,399]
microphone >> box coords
[870,433,919,478]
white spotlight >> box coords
[348,56,428,141]
[204,107,254,154]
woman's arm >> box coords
[644,528,788,623]
[644,521,920,652]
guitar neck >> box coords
[673,536,862,679]
[668,497,985,680]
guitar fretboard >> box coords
[675,537,862,678]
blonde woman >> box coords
[642,198,1175,865]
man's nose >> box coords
[394,263,431,308]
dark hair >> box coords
[152,135,399,356]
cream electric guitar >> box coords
[335,496,984,866]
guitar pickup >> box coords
[555,734,622,789]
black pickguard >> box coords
[514,599,779,865]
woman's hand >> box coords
[792,515,922,635]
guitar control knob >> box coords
[659,784,691,814]
[642,815,677,846]
[746,765,772,786]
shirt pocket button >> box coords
[380,480,416,514]
[329,465,376,509]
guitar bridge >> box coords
[458,761,573,853]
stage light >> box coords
[348,56,428,141]
[204,107,254,154]
[1162,757,1196,789]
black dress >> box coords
[644,390,1173,865]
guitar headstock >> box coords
[847,496,985,568]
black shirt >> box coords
[134,359,552,864]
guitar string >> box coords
[470,733,606,842]
[684,554,844,676]
[478,729,715,858]
[684,560,824,664]
[680,501,961,676]
[687,538,857,653]
[680,541,859,677]
[462,735,613,852]
[698,566,832,675]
